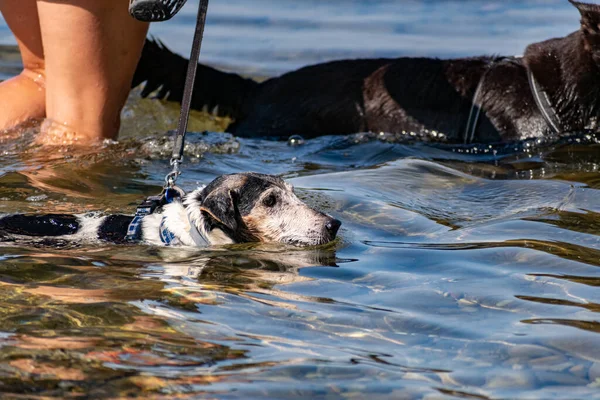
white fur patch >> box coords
[142,201,197,246]
[68,214,107,242]
[136,186,235,247]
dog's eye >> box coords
[263,194,277,207]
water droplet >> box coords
[26,194,48,202]
[287,135,305,147]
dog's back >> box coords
[0,213,134,245]
[131,40,528,142]
[133,45,508,141]
[232,56,512,142]
[0,214,80,237]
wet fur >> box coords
[132,1,600,142]
[0,174,341,247]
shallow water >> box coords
[1,1,600,399]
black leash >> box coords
[130,0,210,188]
[165,0,210,188]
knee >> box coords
[20,65,46,90]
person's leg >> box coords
[0,0,46,130]
[36,0,149,145]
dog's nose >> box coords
[325,218,342,236]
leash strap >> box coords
[169,0,210,184]
[527,69,562,135]
[129,0,211,246]
[125,195,164,242]
[464,74,486,144]
[464,60,500,144]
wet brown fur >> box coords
[133,1,600,143]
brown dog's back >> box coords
[132,1,600,143]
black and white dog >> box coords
[0,173,341,247]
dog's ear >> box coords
[571,1,600,52]
[200,189,239,232]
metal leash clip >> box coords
[165,157,182,189]
[163,157,187,204]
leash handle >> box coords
[129,0,188,22]
[168,0,210,187]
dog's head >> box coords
[570,1,600,62]
[185,173,341,246]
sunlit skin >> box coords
[0,0,149,145]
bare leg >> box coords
[0,0,46,130]
[37,0,149,145]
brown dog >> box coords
[133,0,600,144]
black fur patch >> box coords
[0,214,79,237]
[132,39,257,119]
[98,215,135,244]
[236,175,283,215]
[199,173,284,217]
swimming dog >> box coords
[132,0,600,143]
[0,173,341,247]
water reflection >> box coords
[0,245,345,396]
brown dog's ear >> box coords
[571,1,600,51]
[200,189,239,232]
[570,0,600,13]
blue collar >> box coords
[159,216,179,246]
[125,187,210,247]
[159,213,210,247]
